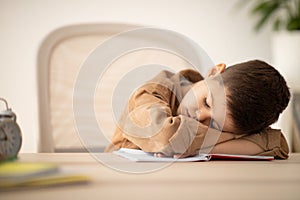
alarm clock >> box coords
[0,98,22,161]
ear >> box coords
[207,63,226,77]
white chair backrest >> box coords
[37,23,201,152]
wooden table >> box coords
[1,153,300,200]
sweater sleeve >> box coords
[119,78,204,156]
[241,128,289,159]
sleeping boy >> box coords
[105,60,290,159]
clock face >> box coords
[0,120,22,159]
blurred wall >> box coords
[0,0,272,152]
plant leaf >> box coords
[286,17,300,30]
[251,1,270,15]
[273,17,282,30]
[298,0,300,18]
[254,1,281,31]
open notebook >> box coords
[114,148,274,162]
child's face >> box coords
[177,77,235,133]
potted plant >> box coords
[244,0,300,91]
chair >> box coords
[37,23,210,152]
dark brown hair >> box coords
[221,60,290,134]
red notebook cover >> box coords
[209,154,274,161]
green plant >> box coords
[246,0,300,31]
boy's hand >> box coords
[154,152,189,159]
[153,152,166,158]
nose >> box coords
[196,110,211,126]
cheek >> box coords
[192,84,207,107]
[183,91,199,108]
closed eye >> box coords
[203,97,210,108]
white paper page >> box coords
[113,148,211,162]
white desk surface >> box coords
[2,153,300,200]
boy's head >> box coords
[177,60,290,134]
[221,60,290,134]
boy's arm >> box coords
[208,128,289,159]
[119,87,201,156]
[238,128,289,159]
[159,137,262,158]
[119,75,229,156]
[119,83,239,157]
[209,139,264,155]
